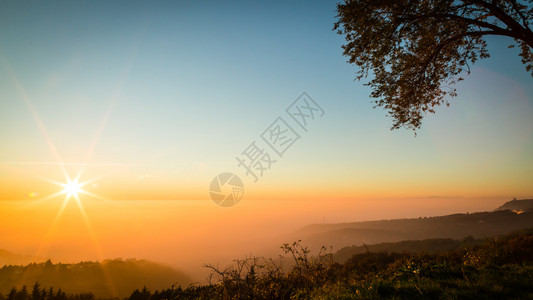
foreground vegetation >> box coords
[2,229,533,299]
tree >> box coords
[128,287,150,300]
[17,286,28,300]
[7,288,16,300]
[334,0,533,131]
[31,283,41,300]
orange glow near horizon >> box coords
[1,163,532,202]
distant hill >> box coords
[334,226,533,263]
[496,199,533,213]
[333,237,469,263]
[0,258,192,298]
[287,206,533,251]
[0,249,45,266]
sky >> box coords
[0,0,532,278]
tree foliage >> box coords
[334,0,533,131]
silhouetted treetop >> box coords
[335,0,533,131]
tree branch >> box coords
[508,0,530,28]
[400,12,519,40]
[417,30,507,83]
[468,0,533,47]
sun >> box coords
[61,178,85,199]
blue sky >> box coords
[0,0,532,202]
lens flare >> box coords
[61,178,84,199]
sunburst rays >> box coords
[0,53,121,297]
